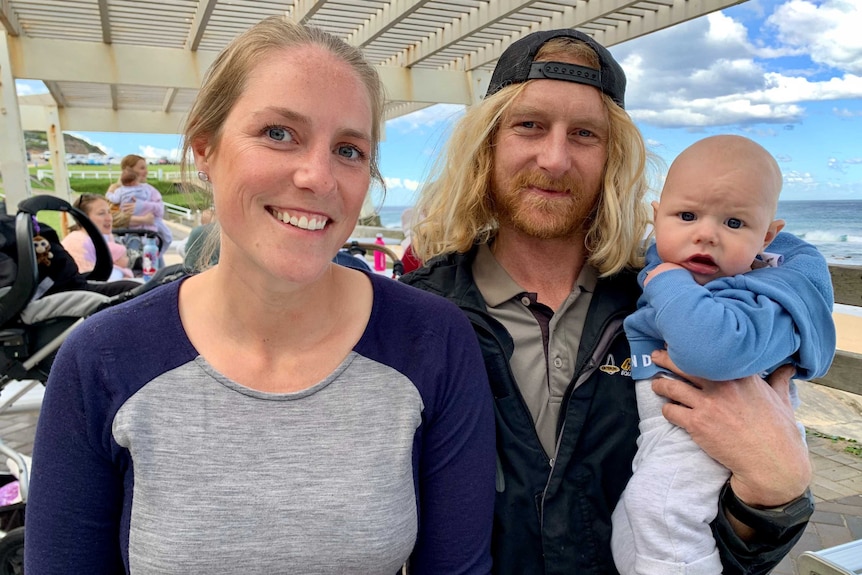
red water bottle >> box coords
[374,234,386,271]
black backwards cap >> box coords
[485,28,626,109]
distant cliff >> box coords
[24,131,105,156]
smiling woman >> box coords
[25,16,495,575]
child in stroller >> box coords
[61,194,135,281]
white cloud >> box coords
[704,11,750,46]
[828,157,862,172]
[612,6,862,129]
[383,177,420,192]
[833,107,862,118]
[784,170,816,185]
[15,82,35,96]
[15,80,48,97]
[768,0,862,73]
[139,145,181,161]
[387,104,464,132]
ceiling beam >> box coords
[291,0,327,25]
[162,87,178,113]
[382,0,533,67]
[97,0,112,44]
[376,66,472,105]
[8,36,474,105]
[447,0,744,72]
[590,0,748,46]
[384,102,433,122]
[0,0,21,37]
[186,0,219,51]
[44,81,67,108]
[8,36,215,90]
[346,0,426,47]
[19,104,189,134]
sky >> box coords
[15,0,862,208]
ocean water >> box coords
[377,205,415,230]
[776,200,862,267]
[379,200,862,267]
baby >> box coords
[106,168,173,249]
[611,135,836,575]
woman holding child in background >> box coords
[106,154,159,231]
[107,155,173,249]
[107,167,174,251]
[26,16,495,575]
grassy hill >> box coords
[24,131,104,157]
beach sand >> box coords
[834,311,862,354]
[796,310,862,442]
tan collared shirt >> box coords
[473,243,597,459]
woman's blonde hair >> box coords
[179,16,386,270]
[412,38,654,276]
[69,193,109,232]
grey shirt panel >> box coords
[473,243,597,458]
[113,352,422,575]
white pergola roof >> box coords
[0,0,744,209]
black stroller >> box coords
[0,195,184,573]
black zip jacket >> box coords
[402,246,804,575]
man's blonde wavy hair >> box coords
[412,38,654,276]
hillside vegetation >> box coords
[24,131,104,156]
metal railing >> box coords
[35,169,183,181]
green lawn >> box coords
[15,164,209,210]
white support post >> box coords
[468,69,492,106]
[0,31,31,214]
[45,104,70,200]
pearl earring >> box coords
[197,171,209,182]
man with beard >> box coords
[401,29,814,575]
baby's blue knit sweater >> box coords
[625,232,836,381]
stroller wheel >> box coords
[0,527,24,575]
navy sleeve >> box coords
[359,276,495,574]
[25,324,126,574]
[410,308,495,575]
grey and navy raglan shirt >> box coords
[25,273,495,574]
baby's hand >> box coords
[644,262,685,286]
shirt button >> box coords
[553,358,563,368]
[521,296,531,306]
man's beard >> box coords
[492,170,598,240]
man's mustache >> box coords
[509,171,580,195]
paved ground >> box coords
[773,432,862,574]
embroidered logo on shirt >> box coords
[600,354,620,375]
[599,355,632,377]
